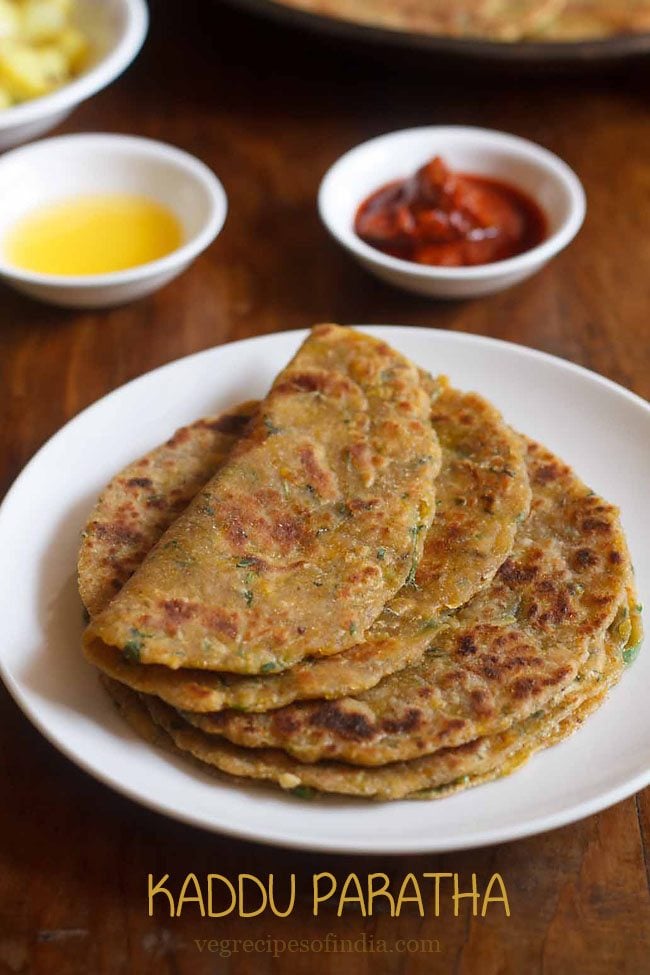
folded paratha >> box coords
[271,0,650,41]
[78,402,258,619]
[101,595,639,800]
[81,379,530,711]
[183,439,633,765]
[272,0,566,40]
[83,325,441,674]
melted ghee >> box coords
[4,194,183,276]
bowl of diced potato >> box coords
[0,0,148,149]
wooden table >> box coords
[1,2,649,971]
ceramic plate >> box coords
[0,327,648,853]
[227,0,650,66]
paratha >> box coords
[273,0,566,40]
[271,0,650,41]
[83,325,441,674]
[101,597,639,801]
[533,0,650,38]
[78,402,258,619]
[82,379,530,712]
[184,439,633,764]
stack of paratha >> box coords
[79,324,642,801]
[268,0,650,43]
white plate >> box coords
[0,327,648,854]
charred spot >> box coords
[574,547,597,568]
[457,634,478,656]
[397,400,415,415]
[534,463,562,484]
[205,412,253,435]
[509,677,536,700]
[543,666,571,688]
[146,496,167,509]
[309,703,375,740]
[162,599,197,623]
[538,591,573,625]
[126,476,153,489]
[345,564,381,586]
[609,550,622,565]
[271,711,301,735]
[271,518,304,548]
[94,523,144,545]
[166,427,191,447]
[277,372,324,394]
[298,445,337,499]
[347,498,379,513]
[480,493,495,514]
[203,608,239,640]
[582,518,611,533]
[498,559,538,584]
[296,626,306,635]
[588,595,612,606]
[469,690,493,716]
[436,718,467,738]
[381,708,423,735]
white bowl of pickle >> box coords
[0,0,148,150]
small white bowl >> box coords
[0,133,227,308]
[318,126,586,299]
[0,0,148,151]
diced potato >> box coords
[0,0,20,41]
[57,25,88,72]
[20,0,69,44]
[0,0,87,108]
[0,39,68,99]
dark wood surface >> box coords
[1,2,649,972]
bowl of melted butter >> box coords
[0,132,227,308]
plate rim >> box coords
[0,324,649,854]
[224,0,650,64]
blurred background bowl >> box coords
[318,126,586,299]
[0,132,227,308]
[0,0,148,151]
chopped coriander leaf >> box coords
[243,589,254,607]
[260,661,278,673]
[292,785,316,800]
[349,623,357,636]
[123,627,149,662]
[405,523,425,586]
[263,416,281,434]
[376,547,386,560]
[426,646,446,657]
[236,557,257,567]
[623,642,642,667]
